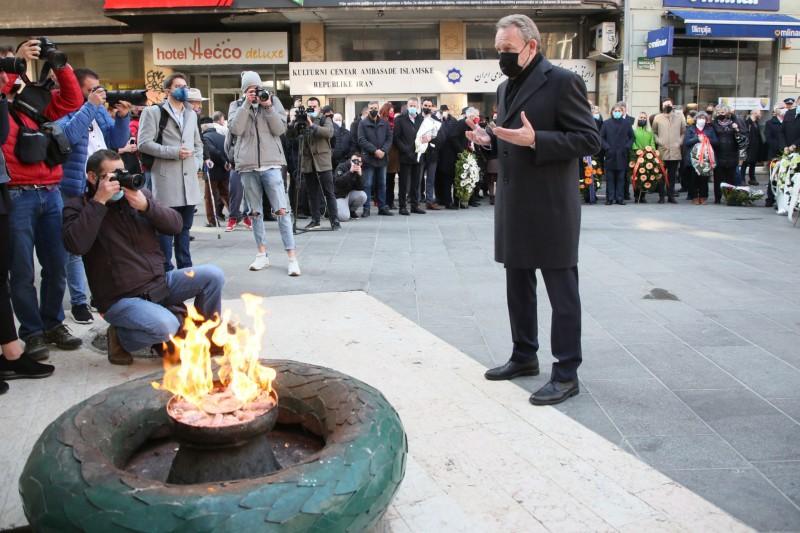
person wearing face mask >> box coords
[466,15,600,406]
[62,149,225,365]
[392,97,426,215]
[631,111,656,203]
[331,110,352,170]
[710,104,742,203]
[741,110,763,186]
[358,101,394,216]
[138,72,203,272]
[600,104,634,205]
[187,88,207,116]
[765,105,787,208]
[683,111,718,205]
[380,102,400,210]
[416,99,444,209]
[651,98,684,204]
[782,95,800,147]
[296,97,339,231]
[55,68,132,326]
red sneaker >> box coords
[225,218,237,232]
[242,216,253,230]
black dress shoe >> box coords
[484,360,540,381]
[446,204,459,210]
[399,208,410,216]
[530,380,579,406]
[44,324,82,350]
[378,207,394,216]
[411,206,426,214]
[668,198,678,204]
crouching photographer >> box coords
[334,153,367,221]
[62,149,224,365]
[292,97,339,230]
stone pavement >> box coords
[2,196,800,531]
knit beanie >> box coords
[241,71,262,94]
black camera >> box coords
[110,169,146,190]
[38,37,67,69]
[256,88,271,102]
[0,57,26,75]
[105,89,148,107]
[293,105,309,132]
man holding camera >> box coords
[229,71,300,276]
[57,68,132,325]
[2,39,84,361]
[295,97,339,230]
[137,72,203,273]
[334,153,368,221]
[62,149,224,365]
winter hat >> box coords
[240,71,262,94]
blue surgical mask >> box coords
[593,113,600,120]
[308,110,318,118]
[612,111,622,120]
[171,86,189,103]
[408,107,418,116]
[108,190,124,203]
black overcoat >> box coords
[492,57,600,269]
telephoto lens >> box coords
[0,57,26,75]
[38,37,67,69]
[106,90,148,107]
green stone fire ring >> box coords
[19,360,408,532]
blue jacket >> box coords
[684,124,718,169]
[57,102,130,197]
[600,117,634,171]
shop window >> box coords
[326,25,439,61]
[56,42,145,90]
[467,23,578,60]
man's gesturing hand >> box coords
[465,118,492,146]
[492,111,536,147]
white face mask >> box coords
[696,119,706,130]
[333,119,343,127]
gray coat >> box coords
[228,100,287,172]
[137,102,203,207]
[493,57,600,269]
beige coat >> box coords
[652,111,686,161]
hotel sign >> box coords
[152,32,288,66]
[289,60,596,95]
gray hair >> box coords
[497,14,541,44]
[694,111,709,122]
[212,111,225,123]
[407,97,418,104]
[368,100,379,107]
[464,107,480,118]
[716,104,732,115]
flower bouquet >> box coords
[454,150,481,206]
[580,157,603,192]
[629,147,665,198]
[720,183,764,206]
[773,146,800,215]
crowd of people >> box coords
[591,96,793,206]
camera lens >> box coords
[0,57,26,75]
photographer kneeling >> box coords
[334,154,368,221]
[62,149,224,365]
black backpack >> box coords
[9,106,71,168]
[139,104,170,170]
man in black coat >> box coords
[782,95,800,147]
[393,97,426,215]
[765,105,787,207]
[332,119,352,170]
[437,107,470,209]
[468,15,600,406]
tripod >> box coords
[291,128,335,235]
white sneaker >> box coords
[287,258,301,277]
[249,253,270,271]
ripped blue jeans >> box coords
[241,168,295,252]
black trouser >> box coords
[741,160,757,183]
[0,185,18,345]
[386,171,396,207]
[714,165,736,203]
[437,169,454,207]
[688,168,709,199]
[506,266,582,382]
[660,160,679,200]
[399,162,420,209]
[305,170,338,223]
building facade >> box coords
[626,0,800,118]
[1,0,622,124]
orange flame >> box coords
[152,294,276,408]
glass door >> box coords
[210,89,241,121]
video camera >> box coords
[38,37,67,69]
[109,168,146,190]
[0,57,26,75]
[293,104,309,133]
[105,89,148,107]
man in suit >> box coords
[467,14,600,405]
[782,95,800,147]
[137,72,203,272]
[393,97,426,215]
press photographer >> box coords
[2,38,84,361]
[56,67,132,325]
[292,97,339,231]
[62,149,224,365]
[334,153,367,221]
[229,71,300,276]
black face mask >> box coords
[637,119,647,127]
[369,109,379,118]
[499,43,530,78]
[663,105,673,114]
[422,108,431,115]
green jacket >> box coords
[632,126,656,153]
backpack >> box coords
[139,104,170,170]
[9,106,71,168]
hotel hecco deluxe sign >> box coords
[289,60,597,95]
[152,33,288,66]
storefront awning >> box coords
[669,9,800,39]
